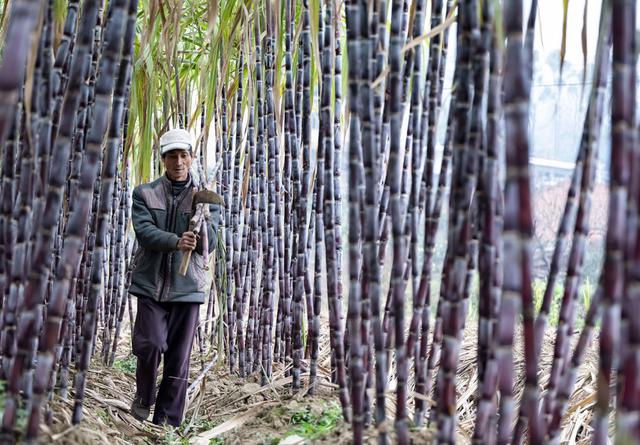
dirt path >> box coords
[43,329,351,444]
[41,324,599,444]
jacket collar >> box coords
[160,173,194,198]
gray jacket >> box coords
[129,175,221,303]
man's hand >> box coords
[177,231,198,251]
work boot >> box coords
[130,394,150,421]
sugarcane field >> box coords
[0,0,639,443]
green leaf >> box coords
[559,0,570,76]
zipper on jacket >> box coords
[158,180,191,302]
[158,192,177,302]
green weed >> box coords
[467,278,595,330]
[531,279,563,322]
[152,426,190,445]
[97,409,110,424]
[0,382,27,433]
[113,355,137,374]
[258,437,280,445]
[178,416,218,436]
[531,279,596,329]
[286,401,343,441]
[145,416,222,445]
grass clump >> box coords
[113,355,137,374]
[259,437,280,445]
[147,416,222,445]
[0,382,27,433]
[286,401,343,441]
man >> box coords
[128,128,220,426]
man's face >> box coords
[162,149,192,181]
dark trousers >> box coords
[132,297,199,426]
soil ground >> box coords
[39,317,599,444]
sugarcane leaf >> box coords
[492,0,504,49]
[206,0,218,41]
[581,0,588,87]
[22,7,44,155]
[52,0,68,49]
[402,2,457,54]
[241,154,250,210]
[560,0,569,76]
[0,0,9,32]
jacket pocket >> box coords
[177,211,192,234]
[131,246,144,270]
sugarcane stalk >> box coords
[24,0,129,438]
[50,0,80,146]
[471,8,504,441]
[568,0,627,441]
[420,103,455,424]
[496,0,539,442]
[434,1,479,440]
[345,0,366,440]
[546,281,602,442]
[221,83,235,374]
[0,0,44,146]
[253,23,267,374]
[70,0,137,426]
[0,102,21,333]
[611,0,638,442]
[292,0,312,391]
[470,0,493,398]
[261,23,277,384]
[333,18,345,361]
[407,0,449,362]
[280,0,295,367]
[236,176,249,375]
[539,2,611,436]
[32,0,54,244]
[246,90,259,373]
[0,0,99,438]
[230,55,244,374]
[309,0,330,396]
[0,102,21,381]
[385,0,410,441]
[405,0,433,369]
[329,4,349,419]
[110,233,133,366]
[412,3,455,426]
[4,7,53,400]
[373,0,388,209]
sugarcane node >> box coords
[180,190,221,276]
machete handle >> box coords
[178,204,206,276]
[179,250,192,276]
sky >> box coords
[534,0,640,66]
[529,0,640,179]
[535,0,601,70]
[433,0,640,181]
